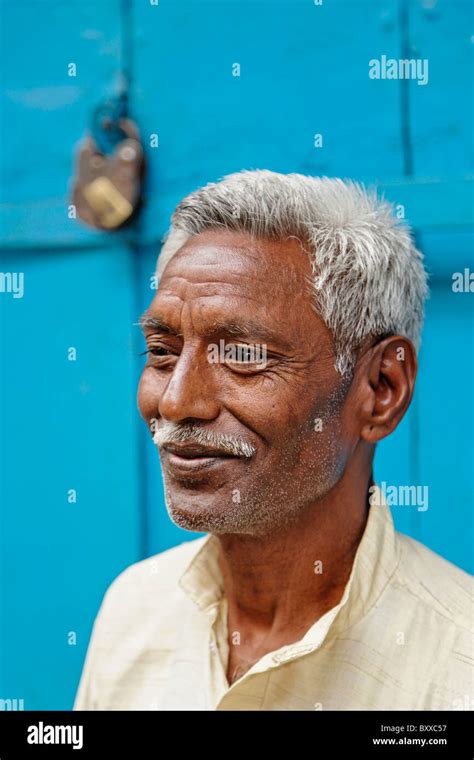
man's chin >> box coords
[164,492,271,535]
[164,493,232,533]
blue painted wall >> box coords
[0,0,472,710]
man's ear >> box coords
[357,336,418,443]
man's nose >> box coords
[158,346,221,423]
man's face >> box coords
[138,230,355,536]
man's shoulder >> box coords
[394,529,472,632]
[113,534,207,585]
[98,535,208,614]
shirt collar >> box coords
[178,484,400,644]
[178,531,224,613]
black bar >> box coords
[0,710,471,757]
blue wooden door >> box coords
[0,0,472,710]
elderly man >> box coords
[74,171,471,711]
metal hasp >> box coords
[71,95,144,230]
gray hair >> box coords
[156,170,428,375]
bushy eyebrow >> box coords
[139,314,177,334]
[205,319,278,343]
[139,313,293,351]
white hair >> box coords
[156,170,428,375]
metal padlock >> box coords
[72,112,144,230]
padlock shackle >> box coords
[90,92,129,156]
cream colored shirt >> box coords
[74,486,473,710]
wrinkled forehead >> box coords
[158,230,314,302]
[151,230,334,350]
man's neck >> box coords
[217,472,372,645]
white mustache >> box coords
[152,421,256,459]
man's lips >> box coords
[160,442,243,474]
[162,443,236,458]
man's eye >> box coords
[231,346,254,363]
[140,345,175,360]
[223,344,269,372]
